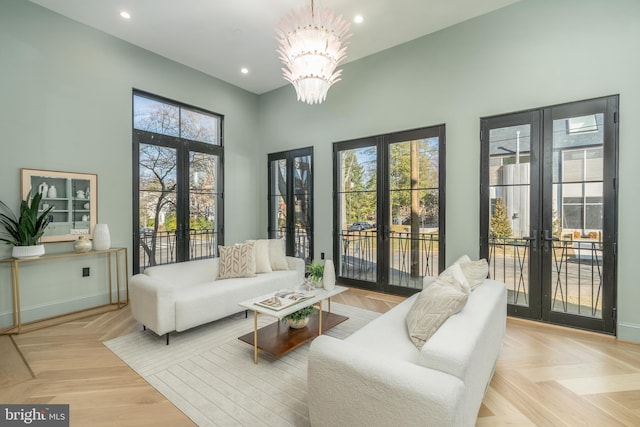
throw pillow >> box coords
[459,259,489,290]
[437,262,471,294]
[405,282,469,349]
[268,239,289,271]
[246,239,272,273]
[454,254,472,265]
[218,242,256,279]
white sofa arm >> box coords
[308,335,466,427]
[130,273,176,336]
[286,256,305,283]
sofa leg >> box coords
[166,333,170,345]
[143,325,146,331]
[245,310,248,319]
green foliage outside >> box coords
[490,197,512,240]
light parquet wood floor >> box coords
[1,288,639,426]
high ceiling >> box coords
[29,0,518,94]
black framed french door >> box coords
[268,147,313,263]
[133,130,223,273]
[334,125,446,296]
[480,95,618,333]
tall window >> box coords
[132,90,223,273]
[268,147,313,263]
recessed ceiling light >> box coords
[240,68,249,74]
[354,15,364,24]
[120,11,131,20]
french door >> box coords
[268,147,313,263]
[480,95,618,333]
[334,125,445,296]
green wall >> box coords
[257,0,640,342]
[1,0,639,343]
[0,0,260,324]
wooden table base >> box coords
[238,311,348,360]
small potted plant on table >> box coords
[0,191,53,259]
[284,305,318,329]
[307,262,325,288]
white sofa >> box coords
[130,256,305,343]
[308,277,507,427]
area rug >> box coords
[104,303,379,427]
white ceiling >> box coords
[29,0,518,95]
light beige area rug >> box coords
[104,303,378,427]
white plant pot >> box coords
[287,317,310,329]
[12,245,45,259]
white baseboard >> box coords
[0,291,123,328]
[617,322,640,344]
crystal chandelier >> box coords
[276,0,351,105]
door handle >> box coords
[523,229,538,252]
[542,229,559,242]
[541,229,558,251]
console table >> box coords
[0,247,129,334]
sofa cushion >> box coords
[406,283,469,349]
[144,258,219,286]
[218,242,256,279]
[246,239,272,273]
[346,294,421,364]
[269,239,289,270]
[174,269,299,331]
[417,279,507,423]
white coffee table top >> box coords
[239,285,348,320]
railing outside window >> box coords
[338,230,439,290]
[488,237,603,318]
[139,229,218,271]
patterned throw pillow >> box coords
[459,259,488,290]
[218,242,256,279]
[405,282,469,349]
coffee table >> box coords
[238,285,348,363]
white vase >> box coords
[93,224,111,251]
[12,245,45,259]
[323,259,336,290]
[47,185,57,198]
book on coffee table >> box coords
[254,290,313,311]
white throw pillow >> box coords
[217,242,256,279]
[437,262,471,294]
[268,239,289,271]
[406,282,469,349]
[453,254,488,290]
[454,254,472,265]
[246,239,272,273]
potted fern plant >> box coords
[284,305,318,329]
[0,191,53,259]
[307,261,325,288]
